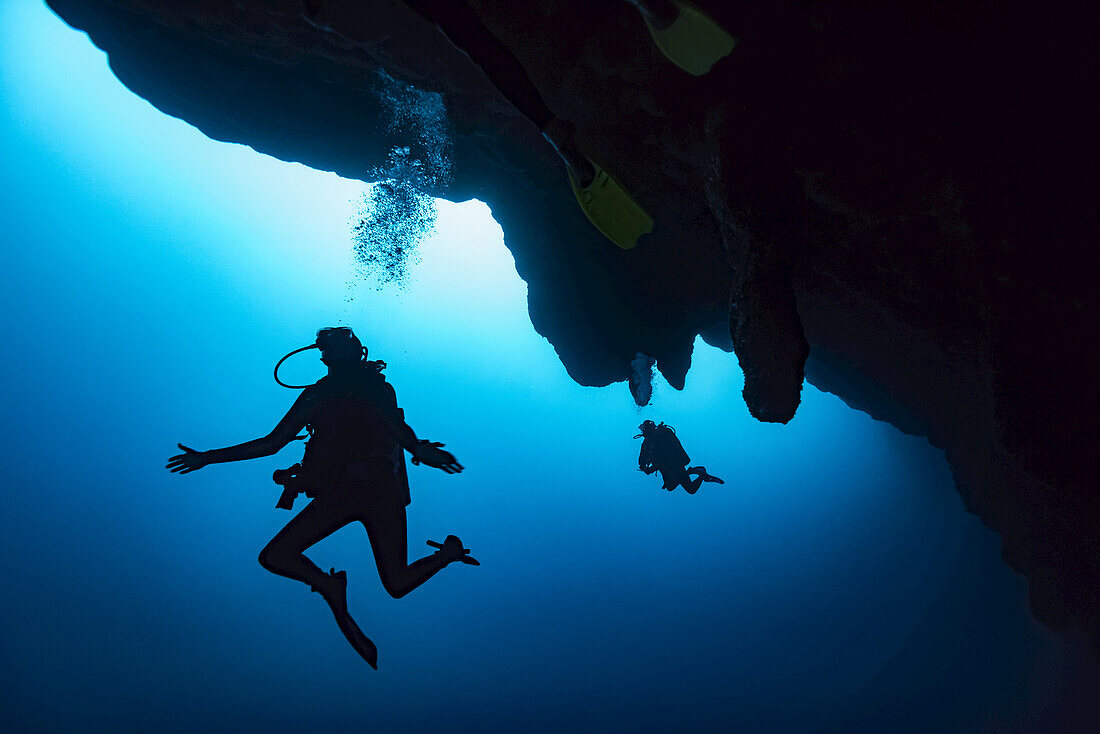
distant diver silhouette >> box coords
[634,420,724,493]
[300,0,653,250]
[167,327,476,669]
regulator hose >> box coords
[273,344,319,389]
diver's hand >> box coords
[411,441,463,474]
[166,443,210,474]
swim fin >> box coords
[427,537,481,566]
[689,466,725,484]
[567,163,654,250]
[315,569,379,669]
[331,605,379,669]
[644,1,736,76]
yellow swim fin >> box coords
[645,0,736,76]
[568,163,654,250]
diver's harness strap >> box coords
[274,435,429,509]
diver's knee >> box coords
[257,547,274,572]
[258,544,285,573]
[378,569,412,599]
[381,577,409,599]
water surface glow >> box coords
[2,2,1098,731]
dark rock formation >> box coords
[45,0,1098,643]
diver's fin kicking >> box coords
[542,118,653,250]
[427,536,481,566]
[313,568,379,669]
[567,163,654,250]
[689,466,725,484]
[644,1,736,76]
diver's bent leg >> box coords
[676,467,704,494]
[404,0,555,130]
[261,498,378,668]
[683,475,705,494]
[541,119,595,185]
[259,500,352,589]
[403,1,594,184]
[664,470,699,493]
[688,466,724,485]
[362,493,449,599]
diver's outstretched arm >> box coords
[409,441,464,474]
[390,421,463,473]
[166,392,310,474]
[166,433,297,474]
[372,382,463,474]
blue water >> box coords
[2,2,1097,731]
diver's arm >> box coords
[201,430,296,464]
[392,413,421,454]
[377,382,463,474]
[387,412,463,474]
[166,393,309,474]
[371,382,419,452]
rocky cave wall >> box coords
[43,0,1098,645]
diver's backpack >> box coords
[651,423,690,468]
[300,373,395,478]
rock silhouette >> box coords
[54,0,1100,645]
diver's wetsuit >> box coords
[258,365,448,600]
[638,424,691,490]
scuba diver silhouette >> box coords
[634,420,724,494]
[166,327,476,669]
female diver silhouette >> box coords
[167,327,476,669]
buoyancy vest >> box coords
[641,424,691,471]
[299,368,412,504]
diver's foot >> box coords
[544,118,653,249]
[311,567,348,612]
[334,611,378,669]
[330,604,378,669]
[427,535,481,566]
[313,568,378,668]
[689,466,725,484]
[639,0,736,76]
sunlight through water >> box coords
[2,2,1097,732]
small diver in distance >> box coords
[634,420,724,494]
[166,327,476,669]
